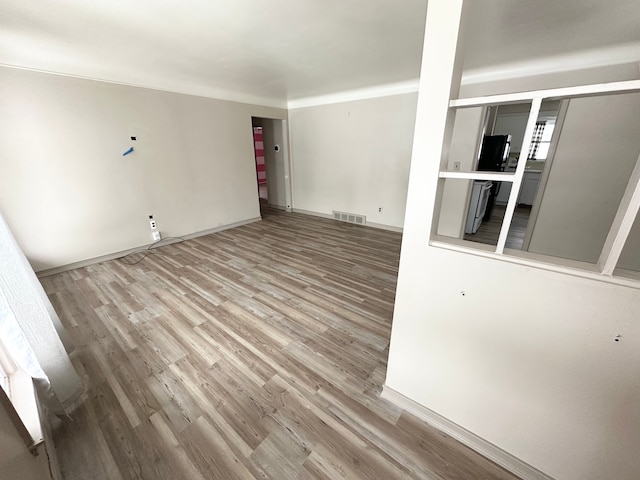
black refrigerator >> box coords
[477,135,511,220]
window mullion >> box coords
[598,152,640,275]
[438,171,516,181]
[495,98,542,254]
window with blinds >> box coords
[528,120,556,160]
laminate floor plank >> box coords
[464,205,531,250]
[52,396,125,480]
[49,207,520,480]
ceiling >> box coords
[0,0,638,106]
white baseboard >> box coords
[367,221,403,233]
[292,208,403,233]
[292,208,333,220]
[181,217,261,241]
[381,386,554,480]
[266,203,288,211]
[36,217,261,277]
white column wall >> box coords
[386,2,640,479]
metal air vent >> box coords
[332,210,366,226]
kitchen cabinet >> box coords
[495,171,541,206]
[519,171,541,205]
[495,182,512,205]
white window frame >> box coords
[433,79,640,279]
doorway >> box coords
[251,117,293,215]
[252,125,268,203]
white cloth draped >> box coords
[0,209,83,415]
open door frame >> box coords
[251,117,293,213]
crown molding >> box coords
[287,80,420,109]
[4,41,639,112]
[0,63,288,109]
[287,44,640,109]
[461,42,640,86]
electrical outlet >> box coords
[378,206,383,213]
[152,231,161,241]
[149,220,157,229]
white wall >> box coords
[0,67,287,272]
[289,94,417,229]
[494,111,529,154]
[386,2,640,479]
[388,246,640,480]
[528,92,640,263]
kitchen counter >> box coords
[525,160,545,172]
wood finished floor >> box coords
[42,208,518,480]
[464,204,531,250]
